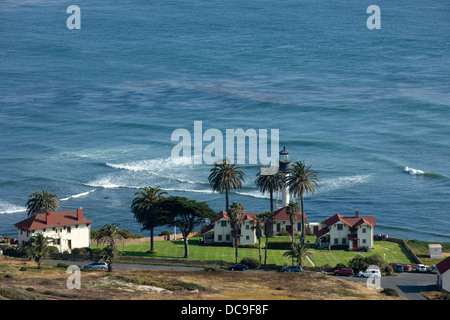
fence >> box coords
[386,237,423,264]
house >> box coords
[272,206,307,236]
[201,206,307,246]
[436,256,450,292]
[14,208,93,253]
[201,211,259,246]
[429,244,443,259]
[314,210,376,250]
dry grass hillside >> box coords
[0,255,403,300]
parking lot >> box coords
[335,271,439,300]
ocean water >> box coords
[0,0,449,241]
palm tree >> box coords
[96,223,123,272]
[252,214,264,264]
[25,233,53,269]
[131,186,167,252]
[26,190,60,217]
[261,210,274,266]
[287,161,319,240]
[286,201,300,245]
[229,201,245,263]
[255,170,284,212]
[208,159,244,211]
[283,242,311,268]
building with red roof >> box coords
[314,210,376,251]
[14,208,93,253]
[201,206,307,245]
[437,256,450,292]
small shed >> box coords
[429,244,442,259]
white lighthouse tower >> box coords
[279,146,291,207]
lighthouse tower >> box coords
[279,146,291,207]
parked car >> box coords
[394,264,404,272]
[281,265,302,273]
[333,268,354,276]
[416,264,427,272]
[430,265,438,274]
[404,264,412,272]
[83,261,108,270]
[358,268,381,278]
[227,264,248,271]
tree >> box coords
[131,186,167,252]
[26,190,60,217]
[287,161,319,240]
[252,214,264,264]
[25,233,53,269]
[96,223,123,272]
[286,201,300,245]
[229,202,245,263]
[283,242,310,268]
[261,210,275,266]
[255,170,284,213]
[208,159,244,211]
[159,196,215,258]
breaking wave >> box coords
[0,200,26,215]
[60,189,96,201]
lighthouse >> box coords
[279,146,291,207]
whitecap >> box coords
[0,200,27,214]
[60,189,96,201]
[404,166,424,176]
[317,174,372,193]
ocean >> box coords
[0,0,449,242]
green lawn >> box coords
[92,236,417,267]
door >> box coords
[352,239,358,251]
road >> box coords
[43,259,205,272]
[332,271,439,300]
[45,259,439,300]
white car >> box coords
[358,268,381,278]
[416,264,427,272]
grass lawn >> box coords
[92,236,418,267]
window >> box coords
[246,225,250,230]
[334,238,339,244]
[342,238,346,244]
[337,224,343,231]
[221,221,227,227]
[245,236,250,240]
[67,226,71,233]
[225,235,230,241]
[218,235,222,241]
[362,228,366,233]
[362,239,367,244]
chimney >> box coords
[355,210,359,218]
[46,212,51,225]
[77,207,83,221]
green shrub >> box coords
[240,257,260,269]
[380,288,399,296]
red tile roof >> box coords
[14,210,93,231]
[436,256,450,275]
[314,213,376,237]
[273,206,307,221]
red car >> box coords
[334,268,354,276]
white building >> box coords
[14,208,93,253]
[437,257,450,293]
[314,211,376,250]
[201,207,307,246]
[202,211,258,246]
[429,244,443,259]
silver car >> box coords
[83,261,108,270]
